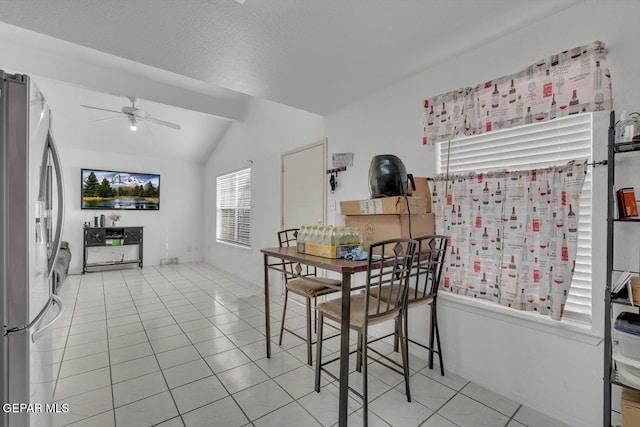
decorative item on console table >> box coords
[109,212,121,226]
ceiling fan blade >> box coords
[145,117,181,130]
[93,116,125,123]
[81,104,124,115]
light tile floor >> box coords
[49,262,572,426]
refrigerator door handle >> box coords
[45,130,65,276]
[5,296,54,335]
[31,295,64,343]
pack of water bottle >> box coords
[296,225,362,259]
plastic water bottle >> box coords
[342,227,352,245]
[324,226,333,245]
[354,227,362,246]
[332,227,339,245]
[308,226,318,243]
[298,226,307,244]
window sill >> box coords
[216,239,252,250]
[438,292,603,346]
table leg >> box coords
[338,272,351,427]
[264,253,271,358]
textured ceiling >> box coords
[0,0,580,116]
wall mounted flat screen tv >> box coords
[81,168,160,210]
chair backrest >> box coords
[408,235,448,302]
[364,238,417,324]
[277,228,316,283]
[278,228,299,248]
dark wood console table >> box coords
[82,226,143,273]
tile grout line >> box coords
[103,271,118,427]
[153,262,277,425]
[58,265,278,425]
[506,404,524,426]
[53,262,556,427]
[416,381,469,427]
[128,264,189,426]
[56,272,113,426]
[63,265,373,425]
[179,262,287,425]
[175,262,323,426]
[155,262,223,426]
[457,384,524,424]
[51,276,81,404]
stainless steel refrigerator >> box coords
[1,72,65,427]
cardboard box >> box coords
[345,213,435,253]
[407,177,432,209]
[340,196,428,216]
[622,388,640,427]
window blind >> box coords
[216,167,252,247]
[436,114,593,322]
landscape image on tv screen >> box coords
[82,168,160,210]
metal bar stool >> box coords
[369,234,448,375]
[277,228,341,365]
[314,238,417,426]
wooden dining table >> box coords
[261,246,370,427]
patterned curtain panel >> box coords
[423,41,612,145]
[433,161,588,320]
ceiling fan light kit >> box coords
[80,96,181,131]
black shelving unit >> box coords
[604,110,640,426]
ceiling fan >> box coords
[80,97,181,131]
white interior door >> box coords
[281,140,326,229]
[281,140,327,296]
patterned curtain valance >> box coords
[423,41,612,145]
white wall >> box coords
[34,81,206,275]
[205,1,639,425]
[204,97,325,284]
[322,2,639,426]
[59,147,205,274]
